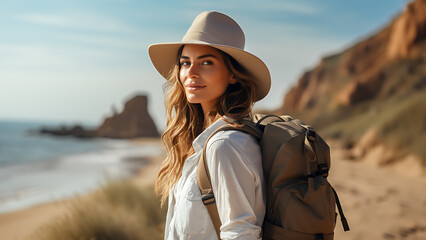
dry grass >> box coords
[319,88,426,166]
[375,91,426,165]
[276,49,426,168]
[36,178,166,240]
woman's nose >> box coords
[187,64,199,78]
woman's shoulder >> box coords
[207,128,259,153]
[205,128,263,175]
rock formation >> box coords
[280,0,426,115]
[387,0,426,60]
[39,94,160,139]
[96,95,159,138]
[40,125,96,138]
[276,0,426,167]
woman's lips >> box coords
[185,84,206,92]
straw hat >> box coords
[148,11,271,101]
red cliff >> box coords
[276,0,426,166]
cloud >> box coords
[255,1,320,15]
[0,41,148,75]
[185,0,320,16]
[0,44,72,70]
[17,12,137,33]
[57,32,148,51]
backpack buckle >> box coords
[306,128,316,142]
[315,233,325,240]
[202,193,216,205]
[317,163,329,177]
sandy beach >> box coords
[1,138,425,240]
[329,142,426,240]
[0,138,165,240]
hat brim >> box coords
[148,41,271,101]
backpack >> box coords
[197,114,350,240]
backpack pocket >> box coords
[266,176,336,237]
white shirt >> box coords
[165,118,266,240]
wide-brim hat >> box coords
[148,11,271,101]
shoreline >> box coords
[0,137,163,214]
[2,139,426,240]
[0,138,165,240]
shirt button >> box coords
[188,190,194,198]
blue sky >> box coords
[0,0,409,130]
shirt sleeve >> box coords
[206,131,264,240]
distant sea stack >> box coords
[39,94,160,139]
[276,0,426,167]
[96,95,159,138]
[39,125,96,138]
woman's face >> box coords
[179,45,236,115]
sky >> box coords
[0,0,409,130]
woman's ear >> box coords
[229,75,237,84]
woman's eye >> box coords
[181,61,190,66]
[202,60,212,65]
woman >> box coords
[148,11,271,240]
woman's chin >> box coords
[185,94,203,104]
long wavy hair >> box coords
[156,45,259,205]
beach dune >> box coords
[1,139,426,239]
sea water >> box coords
[0,119,162,213]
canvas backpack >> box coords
[197,114,350,240]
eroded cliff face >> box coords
[279,0,426,115]
[276,0,426,166]
[387,0,426,60]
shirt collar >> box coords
[192,117,230,153]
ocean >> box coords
[0,119,162,214]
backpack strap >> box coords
[304,127,329,177]
[304,126,350,232]
[254,114,293,126]
[332,186,350,231]
[197,122,261,239]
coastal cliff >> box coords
[276,0,426,168]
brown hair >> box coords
[155,45,258,205]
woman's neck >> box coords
[203,112,220,129]
[202,102,220,129]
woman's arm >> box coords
[206,131,265,240]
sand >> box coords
[1,138,425,240]
[0,138,165,240]
[330,142,426,240]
